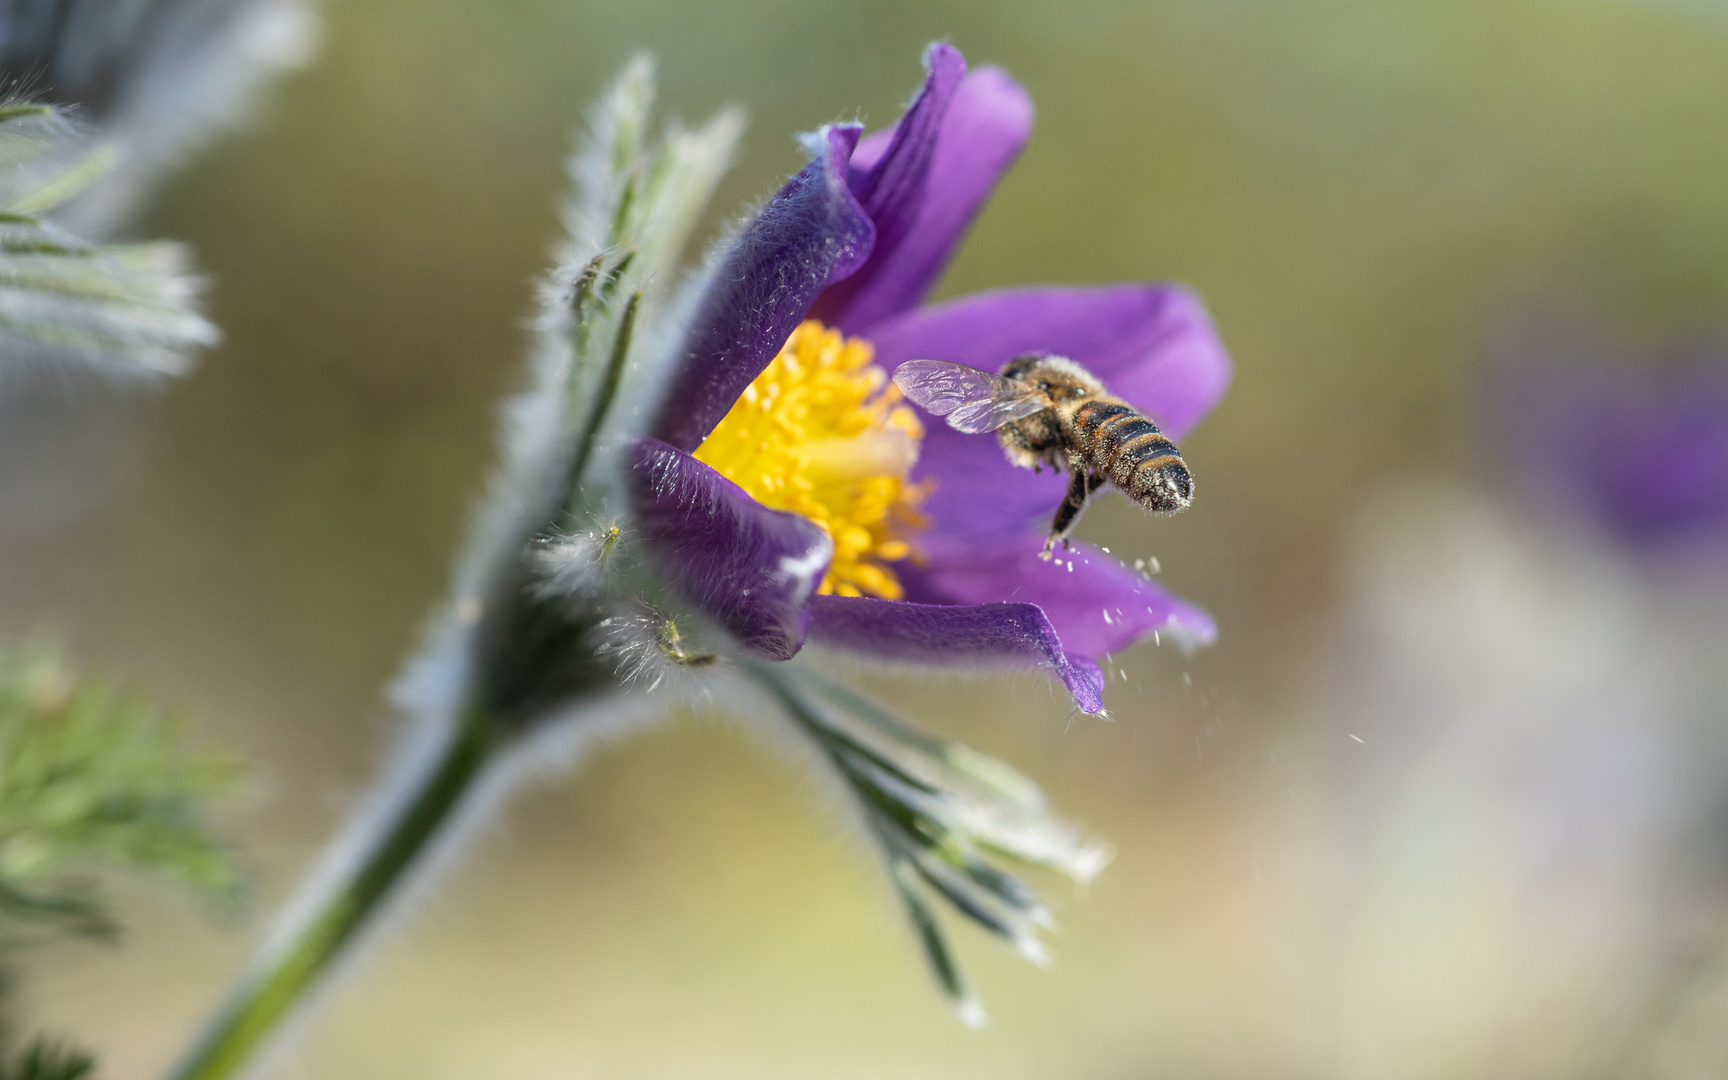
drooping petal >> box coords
[628,438,833,660]
[811,63,1034,335]
[870,283,1231,440]
[651,125,875,452]
[805,594,1106,713]
[898,541,1217,659]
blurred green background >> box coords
[6,0,1728,1076]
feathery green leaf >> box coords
[0,102,217,381]
[0,642,243,947]
[747,663,1111,1023]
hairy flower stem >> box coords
[166,705,502,1080]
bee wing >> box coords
[893,359,1047,434]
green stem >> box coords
[165,707,499,1080]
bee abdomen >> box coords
[1070,403,1193,513]
[1073,404,1163,465]
[1071,400,1135,437]
[1101,421,1168,476]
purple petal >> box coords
[651,125,875,452]
[806,594,1106,713]
[628,438,833,660]
[871,284,1231,440]
[848,43,968,215]
[847,124,893,175]
[899,540,1217,657]
[805,44,967,329]
[909,418,1066,542]
[810,63,1034,334]
[874,284,1232,540]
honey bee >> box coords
[893,354,1194,556]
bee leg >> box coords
[1064,470,1105,552]
[1041,468,1097,559]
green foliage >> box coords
[0,1036,93,1080]
[0,643,242,946]
[0,102,217,380]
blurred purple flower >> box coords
[1506,359,1728,552]
[629,44,1230,713]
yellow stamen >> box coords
[694,320,926,599]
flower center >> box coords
[694,320,925,599]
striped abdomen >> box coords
[1068,399,1194,513]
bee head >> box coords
[999,354,1105,400]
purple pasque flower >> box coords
[167,54,1155,1063]
[1506,359,1728,552]
[630,43,1230,713]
